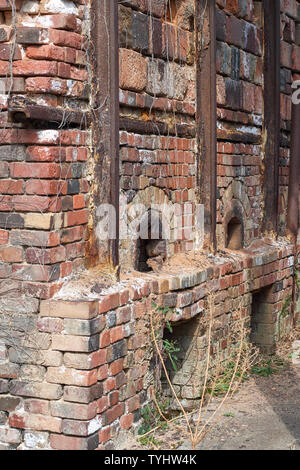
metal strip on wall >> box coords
[262,0,281,235]
[196,0,217,251]
[90,0,120,272]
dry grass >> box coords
[141,294,259,450]
[276,325,300,361]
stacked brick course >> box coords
[0,0,299,451]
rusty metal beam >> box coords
[196,0,217,251]
[8,95,90,128]
[287,103,300,237]
[119,117,196,137]
[90,0,119,272]
[262,0,281,235]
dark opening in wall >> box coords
[136,238,152,272]
[226,217,243,250]
[250,286,276,355]
[136,210,166,273]
[161,317,204,412]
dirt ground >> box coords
[194,364,300,450]
[123,362,300,451]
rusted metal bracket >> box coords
[8,95,91,128]
[262,0,281,235]
[196,0,217,252]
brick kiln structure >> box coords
[0,0,299,450]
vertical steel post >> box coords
[196,0,217,251]
[262,0,281,235]
[90,0,120,273]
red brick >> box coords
[26,77,68,95]
[120,414,133,430]
[25,179,67,196]
[99,426,111,444]
[26,45,65,61]
[65,209,88,227]
[97,396,109,414]
[98,365,108,381]
[0,179,23,194]
[60,261,73,278]
[50,433,99,450]
[12,264,59,282]
[37,317,64,333]
[104,403,124,425]
[109,359,124,377]
[0,246,23,262]
[26,246,66,265]
[108,390,119,407]
[61,226,84,244]
[49,29,86,50]
[40,300,98,319]
[119,48,147,92]
[0,230,8,245]
[73,194,85,209]
[110,326,124,344]
[24,399,50,415]
[103,377,116,394]
[13,60,57,76]
[10,162,61,179]
[10,230,60,247]
[13,195,61,212]
[51,401,97,420]
[46,367,98,387]
[26,146,66,162]
[9,412,61,433]
[100,330,111,348]
[126,395,140,413]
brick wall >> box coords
[215,0,264,248]
[119,0,198,270]
[0,0,299,451]
[0,0,91,306]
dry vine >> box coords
[143,293,259,450]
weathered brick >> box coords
[119,48,147,92]
[51,334,99,352]
[0,363,19,379]
[63,317,105,336]
[102,403,124,426]
[50,433,99,451]
[64,384,103,404]
[40,300,98,319]
[9,412,62,433]
[46,367,97,387]
[16,27,49,45]
[37,317,64,333]
[0,426,22,445]
[64,349,106,370]
[0,396,20,412]
[62,416,102,437]
[0,379,8,394]
[24,399,50,416]
[120,413,133,430]
[51,401,97,420]
[10,381,62,400]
